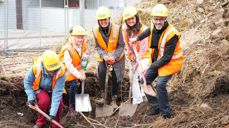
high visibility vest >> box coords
[93,23,124,65]
[156,24,184,76]
[122,24,151,60]
[32,58,66,93]
[59,39,87,81]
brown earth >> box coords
[0,0,229,127]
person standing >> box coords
[122,6,151,104]
[93,6,125,107]
[59,25,88,115]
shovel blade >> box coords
[119,103,137,117]
[96,105,114,117]
[75,94,92,112]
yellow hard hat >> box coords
[123,6,138,21]
[42,50,61,71]
[70,25,86,36]
[96,6,111,20]
[151,4,168,17]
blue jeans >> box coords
[68,80,81,106]
[145,67,172,116]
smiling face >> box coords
[152,16,167,30]
[73,35,84,46]
[126,16,137,27]
[98,18,110,28]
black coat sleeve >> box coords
[136,28,151,41]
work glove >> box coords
[108,56,116,63]
[49,115,55,121]
[79,70,86,80]
[27,100,36,106]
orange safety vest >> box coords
[59,39,87,81]
[32,58,66,93]
[93,23,124,65]
[122,24,151,60]
[155,24,184,76]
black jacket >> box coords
[136,21,178,69]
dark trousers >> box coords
[145,66,172,116]
[68,80,82,106]
[98,61,119,96]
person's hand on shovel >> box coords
[27,100,37,110]
[80,70,86,80]
[107,56,116,63]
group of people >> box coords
[24,4,184,128]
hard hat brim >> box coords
[43,63,61,71]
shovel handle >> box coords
[81,80,85,94]
[105,64,112,104]
[132,46,156,97]
[28,104,64,128]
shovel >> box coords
[119,64,137,117]
[96,64,114,117]
[132,46,156,97]
[28,104,64,128]
[75,57,92,112]
[75,80,92,112]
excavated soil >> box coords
[1,0,229,127]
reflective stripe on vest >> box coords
[32,58,65,92]
[94,24,119,53]
[59,40,86,81]
[93,23,124,64]
[122,24,151,59]
[156,24,184,76]
[158,26,183,60]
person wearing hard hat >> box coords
[129,4,184,118]
[24,50,66,128]
[122,6,151,104]
[59,25,88,115]
[93,6,125,107]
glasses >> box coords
[153,18,165,22]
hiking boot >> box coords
[96,92,105,106]
[162,114,171,119]
[33,124,41,128]
[147,108,160,116]
[96,98,105,106]
[111,95,118,109]
[68,104,79,116]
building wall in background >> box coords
[0,0,142,31]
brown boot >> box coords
[96,92,105,106]
[110,95,118,109]
[68,104,79,116]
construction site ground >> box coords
[0,0,229,128]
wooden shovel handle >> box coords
[28,104,64,128]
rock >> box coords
[199,103,213,111]
[209,22,217,30]
[212,28,222,37]
[220,39,229,46]
[221,116,229,125]
[197,7,205,13]
[196,0,204,5]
